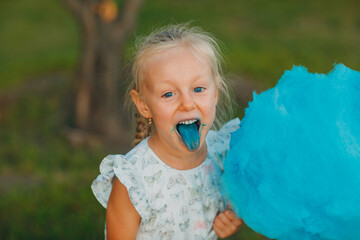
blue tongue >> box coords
[177,122,200,151]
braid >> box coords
[133,112,153,146]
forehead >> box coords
[141,47,213,87]
[145,46,210,68]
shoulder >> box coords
[206,118,240,148]
[125,137,150,159]
[206,118,240,169]
[103,137,153,172]
[91,138,160,217]
[90,139,147,206]
[91,153,136,209]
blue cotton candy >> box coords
[223,64,360,240]
[177,122,200,151]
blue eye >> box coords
[162,92,174,98]
[194,87,204,93]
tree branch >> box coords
[61,0,84,16]
[113,0,144,39]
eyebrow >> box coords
[153,75,209,87]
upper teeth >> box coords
[179,119,197,125]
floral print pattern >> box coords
[91,118,240,239]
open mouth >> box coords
[175,119,201,151]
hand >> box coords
[213,207,242,238]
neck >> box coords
[148,134,207,170]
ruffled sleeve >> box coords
[206,118,241,170]
[91,154,147,218]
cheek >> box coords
[200,98,217,127]
[207,95,218,115]
[150,105,173,126]
[209,104,217,125]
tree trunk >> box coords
[62,0,143,141]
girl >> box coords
[92,24,242,239]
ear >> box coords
[131,90,152,118]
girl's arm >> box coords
[106,177,141,240]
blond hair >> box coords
[128,23,234,145]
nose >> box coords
[179,92,195,111]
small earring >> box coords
[148,118,152,125]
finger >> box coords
[233,217,243,227]
[217,211,234,227]
[213,223,226,239]
[213,218,237,239]
[224,209,236,219]
[214,213,238,236]
[224,210,243,226]
[213,213,228,229]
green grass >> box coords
[0,77,108,239]
[0,0,79,89]
[1,0,359,239]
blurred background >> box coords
[0,0,359,239]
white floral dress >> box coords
[91,118,240,240]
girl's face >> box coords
[132,47,218,154]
